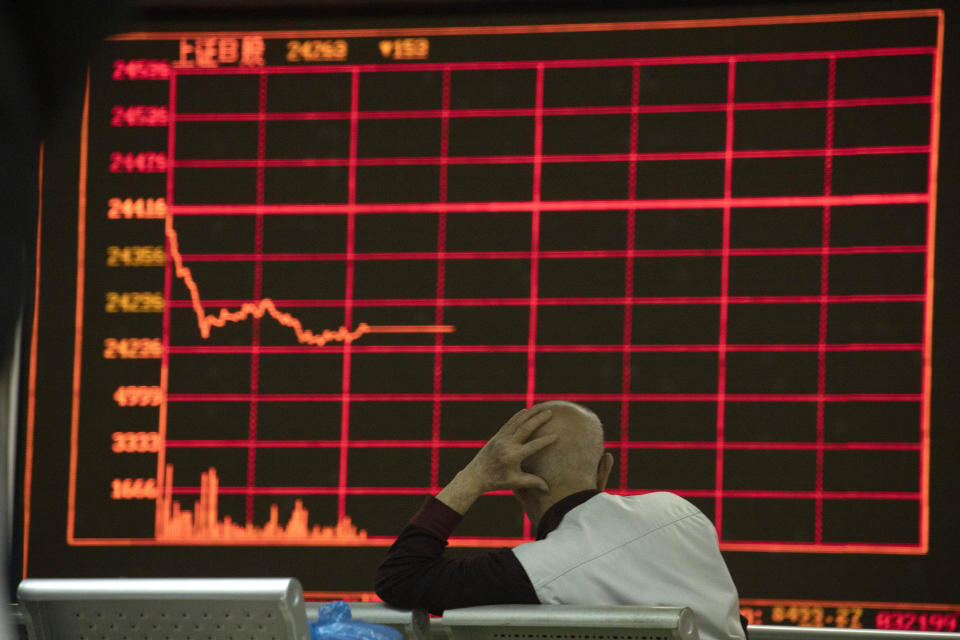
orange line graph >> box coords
[157,466,368,542]
[164,214,454,344]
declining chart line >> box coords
[164,213,455,344]
[160,214,453,541]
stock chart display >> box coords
[20,7,960,630]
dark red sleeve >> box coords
[374,496,539,614]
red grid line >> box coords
[166,294,925,307]
[155,71,177,538]
[173,95,931,122]
[626,441,921,451]
[714,59,736,536]
[244,72,267,524]
[171,145,928,168]
[166,193,930,215]
[165,343,922,355]
[164,439,922,452]
[176,245,925,262]
[166,485,921,501]
[519,64,546,539]
[171,45,936,75]
[164,393,922,402]
[336,69,360,521]
[430,68,451,491]
[620,64,641,491]
[525,64,544,410]
[815,57,837,544]
[678,489,921,500]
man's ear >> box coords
[596,451,614,490]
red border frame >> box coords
[21,8,944,566]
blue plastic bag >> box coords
[310,601,403,640]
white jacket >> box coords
[513,491,745,640]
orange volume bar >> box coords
[164,213,454,344]
[157,466,369,542]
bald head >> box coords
[520,401,605,493]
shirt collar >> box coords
[535,489,601,540]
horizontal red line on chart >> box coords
[172,146,929,169]
[167,294,924,308]
[61,536,923,552]
[169,486,469,496]
[621,441,922,451]
[610,488,919,501]
[171,46,936,75]
[164,439,921,451]
[165,343,922,355]
[177,245,926,262]
[167,193,929,215]
[165,439,487,448]
[166,485,919,501]
[165,393,921,402]
[718,541,922,554]
[174,95,932,122]
[65,537,400,548]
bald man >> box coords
[375,402,746,640]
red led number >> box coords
[109,153,167,173]
[111,106,169,127]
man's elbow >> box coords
[373,580,407,609]
[375,586,417,610]
[374,569,424,610]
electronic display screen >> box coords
[18,6,960,631]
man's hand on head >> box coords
[436,407,558,515]
[465,408,558,493]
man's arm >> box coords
[374,496,537,613]
[374,408,557,613]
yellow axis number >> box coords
[111,478,159,499]
[105,291,163,313]
[112,431,161,453]
[113,385,162,407]
[103,338,162,359]
[107,245,165,267]
[107,197,166,219]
